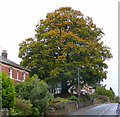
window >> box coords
[22,72,26,81]
[17,70,19,80]
[9,67,13,78]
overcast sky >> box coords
[0,0,118,95]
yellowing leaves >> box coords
[19,7,112,86]
[64,42,74,48]
[55,55,66,64]
[63,21,72,25]
[47,29,60,37]
[58,56,64,58]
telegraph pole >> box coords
[78,67,80,108]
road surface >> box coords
[70,103,118,117]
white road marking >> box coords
[98,106,111,117]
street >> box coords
[70,103,118,117]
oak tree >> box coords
[19,7,112,93]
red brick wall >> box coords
[12,69,17,79]
[1,65,9,75]
[26,73,29,79]
[1,63,29,83]
[19,72,23,81]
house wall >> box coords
[0,62,29,83]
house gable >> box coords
[0,50,30,83]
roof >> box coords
[0,56,30,72]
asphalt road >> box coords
[70,103,118,117]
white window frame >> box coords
[22,72,26,81]
[17,70,19,80]
[9,67,13,78]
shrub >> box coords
[1,72,16,109]
[105,90,114,99]
[30,107,40,115]
[15,97,32,115]
[95,86,106,96]
[15,80,33,100]
[15,74,53,114]
[9,97,40,115]
[114,96,119,103]
[30,85,52,113]
[97,95,108,103]
[52,97,70,103]
[9,107,24,115]
[69,95,78,102]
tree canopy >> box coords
[19,7,112,93]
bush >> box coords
[30,85,51,113]
[95,86,106,96]
[1,72,16,109]
[9,107,24,115]
[114,96,119,103]
[69,95,78,102]
[97,95,108,103]
[15,97,32,115]
[15,74,53,114]
[15,80,33,100]
[52,97,70,103]
[105,90,114,99]
[9,98,40,116]
[30,107,40,115]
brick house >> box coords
[0,50,30,83]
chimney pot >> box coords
[1,50,8,59]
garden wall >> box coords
[45,101,78,115]
[45,95,112,116]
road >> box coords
[70,103,118,117]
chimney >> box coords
[1,50,8,59]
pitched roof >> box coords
[0,56,30,72]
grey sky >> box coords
[0,0,118,95]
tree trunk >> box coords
[61,79,69,94]
[61,78,75,94]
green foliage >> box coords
[114,96,119,103]
[109,87,115,97]
[29,86,51,112]
[69,95,78,102]
[9,107,24,115]
[18,7,112,93]
[59,99,69,103]
[10,98,40,116]
[95,85,115,100]
[95,86,106,96]
[9,97,35,115]
[52,97,70,103]
[97,95,108,103]
[105,89,114,99]
[15,74,53,114]
[15,74,39,100]
[30,107,40,115]
[0,72,2,109]
[1,72,16,109]
[15,97,33,115]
